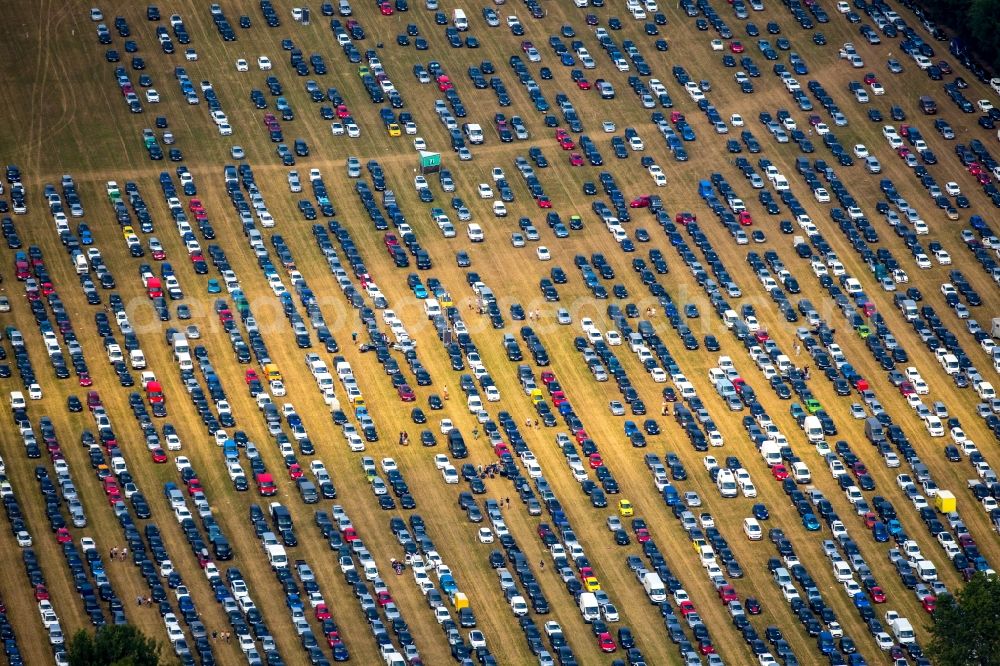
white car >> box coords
[945,182,961,196]
[413,137,426,151]
[978,99,994,113]
[145,89,160,103]
[433,454,449,470]
[478,528,494,543]
[870,82,885,95]
[218,122,233,136]
[236,59,249,72]
[814,188,830,203]
[730,113,744,126]
[602,121,616,133]
[16,530,31,547]
[257,56,272,70]
[853,144,869,158]
[442,465,459,484]
[536,246,551,261]
[711,39,724,51]
[934,249,952,265]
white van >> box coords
[423,298,441,319]
[716,470,738,498]
[743,518,762,540]
[641,573,666,603]
[9,391,25,410]
[975,381,996,401]
[578,592,600,621]
[791,461,811,484]
[129,349,147,369]
[266,544,288,569]
[452,8,468,30]
[74,253,89,274]
[467,223,484,242]
[803,415,823,443]
[916,560,937,582]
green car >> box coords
[856,325,871,339]
[804,398,822,414]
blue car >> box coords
[872,522,889,542]
[752,503,770,520]
[802,513,821,531]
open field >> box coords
[0,0,999,665]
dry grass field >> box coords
[0,0,998,665]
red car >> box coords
[577,79,591,90]
[245,369,259,384]
[737,211,753,226]
[377,591,393,606]
[379,2,393,14]
[730,40,744,53]
[898,381,915,396]
[870,586,886,603]
[288,464,303,480]
[342,527,358,542]
[630,195,653,208]
[771,464,789,481]
[670,111,685,123]
[718,584,738,603]
[336,104,351,118]
[745,597,762,615]
[315,604,332,620]
[679,600,696,616]
[34,584,49,601]
[397,384,416,402]
[922,595,936,613]
[863,512,878,529]
[635,528,651,543]
[537,196,552,208]
[327,631,344,649]
[540,371,556,384]
[151,448,167,463]
[493,443,510,458]
[598,633,617,653]
[558,137,575,150]
[569,153,584,166]
[675,211,696,225]
[78,371,92,387]
[55,527,72,544]
[863,72,878,84]
[589,453,604,469]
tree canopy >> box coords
[928,573,1000,666]
[919,0,1000,75]
[68,624,160,666]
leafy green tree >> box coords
[968,0,1000,72]
[68,624,160,666]
[928,573,1000,666]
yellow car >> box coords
[122,225,135,239]
[358,65,370,78]
[386,123,401,137]
[618,499,634,517]
[691,537,707,553]
[583,577,601,592]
